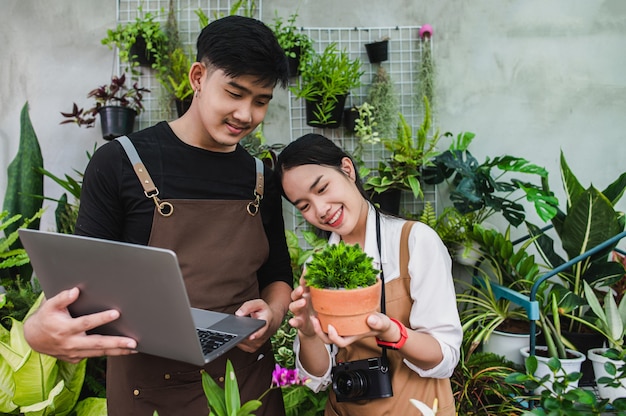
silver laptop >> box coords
[18,228,266,367]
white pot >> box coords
[587,347,626,402]
[520,346,586,393]
[483,329,532,367]
[452,241,482,266]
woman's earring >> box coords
[194,89,199,98]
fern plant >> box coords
[305,241,379,289]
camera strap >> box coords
[375,211,391,369]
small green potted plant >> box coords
[60,73,150,141]
[101,6,168,74]
[291,43,363,128]
[270,11,313,77]
[305,241,380,336]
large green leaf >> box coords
[0,357,17,413]
[73,397,107,416]
[560,187,622,261]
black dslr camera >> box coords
[331,357,393,402]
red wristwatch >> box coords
[376,317,408,350]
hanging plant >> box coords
[416,23,435,112]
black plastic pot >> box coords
[98,106,136,141]
[371,188,401,215]
[175,98,193,117]
[130,34,155,67]
[286,46,302,77]
[305,94,347,129]
[365,40,389,64]
[343,106,359,133]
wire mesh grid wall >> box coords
[285,26,438,239]
[114,2,437,242]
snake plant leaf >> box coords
[2,102,44,236]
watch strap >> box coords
[376,317,408,350]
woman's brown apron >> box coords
[107,138,285,416]
[326,221,455,416]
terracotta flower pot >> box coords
[309,278,382,336]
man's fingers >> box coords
[44,287,80,310]
[72,309,122,333]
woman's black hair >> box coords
[275,133,372,204]
[196,15,289,89]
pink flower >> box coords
[271,365,307,387]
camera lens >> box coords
[333,370,368,399]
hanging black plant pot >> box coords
[130,35,156,67]
[364,39,389,64]
[343,106,359,133]
[98,106,136,141]
[286,46,302,77]
[175,98,193,117]
[371,188,401,215]
[305,94,347,129]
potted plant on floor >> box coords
[270,11,313,77]
[60,74,150,141]
[101,6,167,74]
[524,151,626,383]
[305,241,381,336]
[582,281,626,402]
[455,225,544,365]
[291,43,363,128]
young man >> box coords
[23,16,292,415]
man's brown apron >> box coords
[326,221,455,416]
[107,138,285,415]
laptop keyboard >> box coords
[196,328,236,356]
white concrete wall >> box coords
[1,0,625,234]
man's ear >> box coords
[189,62,205,91]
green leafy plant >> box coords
[525,152,626,351]
[60,74,150,128]
[456,226,542,357]
[506,355,626,415]
[270,11,313,60]
[195,1,257,29]
[200,359,306,416]
[423,131,558,229]
[451,351,526,415]
[582,280,626,352]
[291,43,363,127]
[153,1,193,105]
[0,294,101,415]
[304,241,378,289]
[363,97,445,200]
[101,6,168,75]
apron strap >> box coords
[116,135,174,216]
[399,221,416,278]
[116,136,264,217]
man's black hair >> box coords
[196,15,289,89]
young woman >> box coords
[275,133,462,415]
